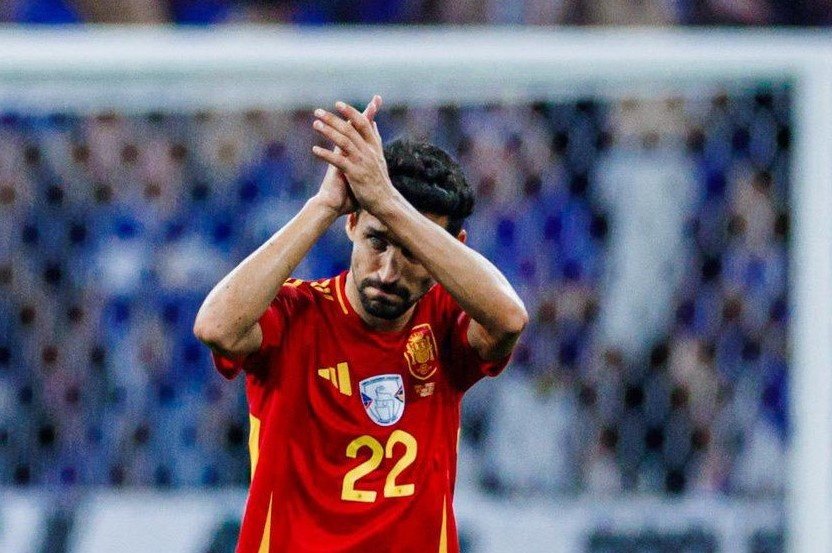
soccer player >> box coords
[193,95,528,552]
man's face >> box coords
[346,210,457,321]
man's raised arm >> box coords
[311,101,527,361]
[193,96,382,357]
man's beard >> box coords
[357,277,414,320]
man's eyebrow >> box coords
[365,227,389,237]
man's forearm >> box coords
[373,192,528,337]
[308,99,526,353]
[194,197,339,353]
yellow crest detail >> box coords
[404,324,438,380]
[415,382,436,397]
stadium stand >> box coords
[1,0,830,24]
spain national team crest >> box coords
[359,375,405,426]
[404,323,439,380]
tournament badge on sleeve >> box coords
[359,375,405,426]
[404,323,438,380]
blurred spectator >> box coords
[559,0,678,25]
[482,368,579,495]
[594,98,696,362]
[73,0,167,22]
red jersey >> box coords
[212,271,509,553]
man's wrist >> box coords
[306,195,345,222]
[363,186,405,221]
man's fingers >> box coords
[312,145,350,172]
[313,119,353,154]
[314,108,363,149]
[335,101,376,143]
[364,102,378,123]
[313,96,382,173]
[363,95,383,123]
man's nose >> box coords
[377,249,401,284]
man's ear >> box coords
[457,228,467,244]
[345,212,359,241]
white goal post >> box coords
[0,27,829,553]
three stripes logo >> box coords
[318,362,352,396]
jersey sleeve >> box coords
[211,281,305,380]
[437,286,512,392]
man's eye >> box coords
[368,236,386,250]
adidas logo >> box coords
[318,362,352,396]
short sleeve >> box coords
[435,286,512,391]
[211,286,296,380]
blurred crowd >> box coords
[0,89,790,496]
[459,91,790,497]
[0,0,830,25]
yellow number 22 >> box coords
[341,430,417,503]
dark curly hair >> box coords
[381,139,474,236]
